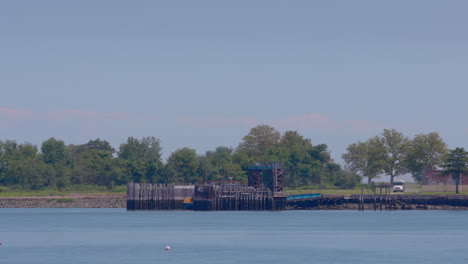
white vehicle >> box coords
[393,180,405,192]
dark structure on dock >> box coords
[127,182,468,211]
[247,163,283,194]
[127,163,468,211]
[192,184,282,210]
[127,163,287,211]
[127,182,286,211]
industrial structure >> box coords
[127,163,287,211]
[126,165,468,211]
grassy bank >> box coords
[0,185,126,197]
[285,183,468,196]
[2,183,468,197]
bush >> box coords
[112,185,127,193]
[0,186,10,192]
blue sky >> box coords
[1,1,467,165]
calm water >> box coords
[1,209,467,264]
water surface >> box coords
[1,209,467,263]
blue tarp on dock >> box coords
[286,193,322,200]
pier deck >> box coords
[127,183,468,211]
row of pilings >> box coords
[351,194,468,209]
[193,184,285,211]
[286,194,468,210]
[127,182,286,211]
[127,183,194,210]
[128,182,468,211]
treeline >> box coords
[0,125,361,191]
[342,129,466,187]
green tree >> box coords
[118,136,163,183]
[307,144,332,188]
[5,153,45,188]
[406,132,448,182]
[236,125,281,159]
[118,136,162,162]
[333,168,363,189]
[41,138,68,165]
[72,150,111,186]
[380,129,410,184]
[342,137,386,185]
[0,141,48,189]
[279,131,313,149]
[0,141,21,181]
[78,138,115,155]
[164,147,200,183]
[441,147,468,194]
[200,146,245,182]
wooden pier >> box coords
[128,182,468,211]
[127,183,194,210]
[127,182,286,211]
[193,184,286,211]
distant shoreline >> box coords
[1,194,468,210]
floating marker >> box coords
[165,245,171,251]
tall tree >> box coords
[279,131,313,149]
[164,148,200,183]
[41,138,68,165]
[441,147,468,194]
[0,141,20,180]
[118,137,163,183]
[0,141,46,188]
[78,138,115,155]
[308,144,332,189]
[118,136,162,163]
[406,132,448,182]
[342,137,386,184]
[200,146,244,182]
[380,129,410,184]
[236,125,281,159]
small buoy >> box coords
[165,245,171,251]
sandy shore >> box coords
[0,194,126,208]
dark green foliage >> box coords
[441,147,468,194]
[77,138,115,155]
[342,137,386,185]
[118,136,162,163]
[41,138,69,165]
[0,128,392,192]
[235,126,359,189]
[164,148,200,183]
[236,124,281,159]
[199,146,245,182]
[343,130,450,186]
[380,129,410,185]
[406,132,448,183]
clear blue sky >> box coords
[1,1,467,165]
